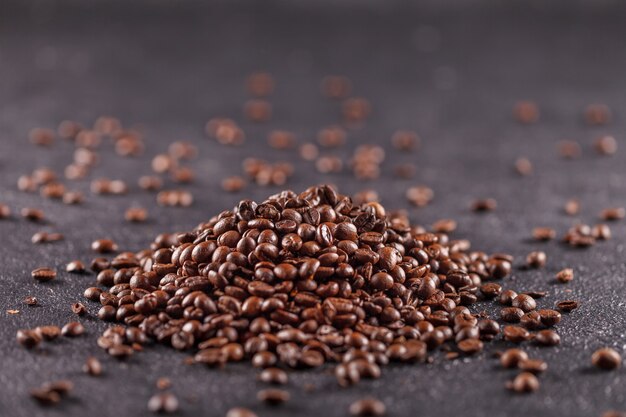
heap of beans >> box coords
[83,184,543,385]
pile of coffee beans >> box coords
[78,184,578,397]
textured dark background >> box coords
[1,1,626,416]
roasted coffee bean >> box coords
[532,227,555,241]
[226,407,258,417]
[91,239,118,253]
[592,348,622,370]
[24,296,38,306]
[62,321,85,337]
[259,367,288,385]
[556,300,579,312]
[514,101,539,124]
[457,339,483,355]
[156,377,172,390]
[471,198,497,212]
[508,372,539,393]
[503,326,530,343]
[257,388,290,405]
[349,397,386,416]
[125,207,148,223]
[66,260,86,273]
[71,302,88,316]
[321,75,352,99]
[526,251,546,268]
[555,268,574,283]
[500,307,524,323]
[32,267,56,282]
[558,140,582,159]
[514,157,533,176]
[518,358,548,374]
[512,294,536,312]
[480,283,502,299]
[538,309,561,327]
[17,329,42,349]
[147,392,179,413]
[83,356,103,376]
[600,207,625,221]
[584,103,611,125]
[594,135,618,156]
[36,325,61,341]
[533,330,560,346]
[563,199,580,216]
[500,348,528,368]
[247,72,274,97]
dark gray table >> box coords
[1,1,625,416]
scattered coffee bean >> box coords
[556,300,580,312]
[71,302,88,316]
[36,325,61,341]
[514,157,533,176]
[526,251,547,268]
[125,207,148,223]
[147,392,179,414]
[83,356,103,376]
[592,348,622,370]
[156,377,172,390]
[66,260,86,273]
[32,232,64,244]
[600,207,625,221]
[91,239,118,253]
[21,208,45,222]
[503,326,531,343]
[31,267,56,282]
[512,294,537,312]
[533,330,560,346]
[321,75,352,99]
[406,185,434,207]
[538,309,562,327]
[222,176,246,193]
[471,198,497,212]
[226,407,258,417]
[532,227,555,241]
[558,140,582,159]
[17,329,42,349]
[500,349,528,368]
[257,388,290,405]
[514,101,539,124]
[584,103,611,125]
[508,372,540,393]
[259,368,288,385]
[391,130,420,151]
[247,72,274,97]
[62,321,85,337]
[564,199,580,216]
[24,296,38,306]
[349,398,386,416]
[518,358,548,374]
[555,268,574,283]
[0,203,11,219]
[594,135,618,156]
[244,99,272,123]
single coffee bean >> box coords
[508,372,540,393]
[147,392,179,413]
[592,348,622,370]
[32,267,56,282]
[226,407,258,417]
[17,329,42,349]
[61,321,85,337]
[533,330,560,346]
[349,397,386,416]
[526,251,546,268]
[518,358,548,374]
[83,356,103,376]
[555,268,574,283]
[66,260,86,273]
[500,349,528,368]
[257,388,290,405]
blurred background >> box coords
[1,1,626,416]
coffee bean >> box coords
[592,348,622,370]
[259,367,288,385]
[564,199,580,216]
[247,72,274,97]
[139,176,164,191]
[66,260,86,273]
[514,157,533,176]
[17,329,42,349]
[532,227,555,241]
[147,392,179,413]
[36,325,61,341]
[514,101,539,124]
[391,130,419,151]
[518,358,548,374]
[24,296,38,306]
[584,103,611,125]
[526,251,546,268]
[405,185,434,207]
[32,267,56,282]
[29,128,55,146]
[508,372,539,393]
[257,388,290,405]
[592,224,612,240]
[22,208,45,222]
[83,356,103,376]
[503,326,530,343]
[321,75,352,99]
[533,330,560,346]
[457,339,483,355]
[600,207,625,221]
[63,191,85,205]
[349,398,386,416]
[62,321,85,337]
[594,135,618,156]
[91,239,118,253]
[500,348,528,368]
[555,268,574,283]
[222,176,246,193]
[125,207,148,223]
[558,140,582,159]
[556,300,580,312]
[471,198,497,212]
[538,309,561,327]
[244,99,272,123]
[500,307,524,323]
[512,294,536,312]
[71,302,88,316]
[226,407,258,417]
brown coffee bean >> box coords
[226,407,258,417]
[259,367,288,385]
[508,372,540,393]
[36,326,61,341]
[512,294,537,312]
[471,198,497,212]
[91,239,118,253]
[500,307,524,323]
[518,358,548,374]
[503,326,530,343]
[592,348,622,370]
[532,227,555,241]
[32,267,56,282]
[514,101,539,124]
[405,185,434,207]
[349,397,386,416]
[555,268,574,283]
[533,329,560,346]
[564,199,580,216]
[514,157,533,176]
[222,176,246,193]
[21,208,45,222]
[500,348,528,368]
[391,130,420,151]
[29,128,55,146]
[17,329,42,349]
[62,321,85,337]
[556,300,580,312]
[24,296,38,306]
[125,207,148,223]
[584,103,611,125]
[321,75,352,99]
[257,388,290,405]
[147,392,179,413]
[457,339,483,355]
[71,302,87,316]
[244,99,272,123]
[83,356,103,376]
[600,207,625,221]
[526,251,546,268]
[594,135,618,156]
[558,140,582,159]
[538,309,561,327]
[247,72,274,97]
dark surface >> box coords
[1,1,626,416]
